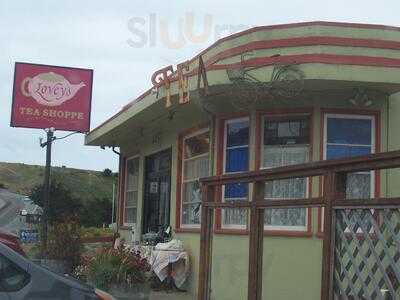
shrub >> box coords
[47,217,82,273]
[80,227,113,239]
[29,181,82,225]
[74,245,150,291]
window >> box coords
[0,255,30,292]
[262,116,310,231]
[223,118,249,227]
[181,129,210,227]
[124,157,139,225]
[324,114,375,198]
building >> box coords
[85,21,400,300]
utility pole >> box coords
[40,128,55,257]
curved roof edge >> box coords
[87,20,400,138]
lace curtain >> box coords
[264,146,308,228]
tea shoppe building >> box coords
[85,21,400,300]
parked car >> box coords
[0,229,25,256]
[0,243,115,300]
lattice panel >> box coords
[333,208,400,300]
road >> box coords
[0,189,25,234]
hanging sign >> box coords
[11,62,93,132]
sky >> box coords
[1,0,400,172]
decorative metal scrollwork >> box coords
[226,53,305,110]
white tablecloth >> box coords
[149,249,189,288]
[129,242,190,288]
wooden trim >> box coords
[204,197,324,208]
[248,182,265,300]
[201,150,400,185]
[263,230,313,237]
[317,108,381,236]
[175,123,210,232]
[320,172,346,300]
[197,185,215,300]
[118,156,126,228]
[214,228,249,235]
[198,150,400,300]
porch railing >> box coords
[197,150,400,300]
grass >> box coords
[0,162,117,203]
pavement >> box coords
[0,189,26,234]
[0,197,6,210]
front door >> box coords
[143,148,171,234]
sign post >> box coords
[11,62,93,257]
[40,128,55,256]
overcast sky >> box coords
[1,0,399,171]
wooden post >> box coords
[198,184,215,300]
[320,172,346,300]
[248,181,265,300]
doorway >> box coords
[142,148,171,235]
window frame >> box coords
[221,116,250,230]
[180,127,210,229]
[175,124,210,232]
[123,155,140,227]
[260,113,312,233]
[323,113,376,197]
[318,110,380,236]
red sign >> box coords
[11,62,93,132]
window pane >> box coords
[264,118,309,145]
[182,203,201,225]
[126,191,138,207]
[226,147,248,172]
[263,146,308,168]
[184,131,210,159]
[326,145,371,160]
[184,156,209,181]
[265,178,306,199]
[183,181,201,204]
[125,157,139,224]
[325,115,373,201]
[346,173,371,199]
[327,118,372,145]
[223,208,247,226]
[225,183,248,199]
[263,118,309,228]
[265,208,306,227]
[125,207,137,224]
[181,130,209,227]
[127,158,139,191]
[227,120,249,147]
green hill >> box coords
[0,162,117,202]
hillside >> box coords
[0,162,117,202]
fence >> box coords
[197,150,400,300]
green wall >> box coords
[116,92,390,300]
